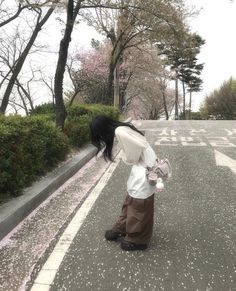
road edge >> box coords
[0,144,97,241]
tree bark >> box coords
[188,91,192,120]
[113,62,120,107]
[0,8,54,113]
[175,76,179,120]
[162,90,169,120]
[107,61,115,104]
[54,0,82,129]
[69,91,78,106]
[16,84,29,115]
[16,79,34,112]
[182,80,186,119]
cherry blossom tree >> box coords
[66,42,130,105]
[67,46,109,104]
[124,45,175,119]
[81,0,188,110]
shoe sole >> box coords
[121,244,147,251]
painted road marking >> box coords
[155,136,236,147]
[143,128,236,136]
[30,152,122,291]
[214,150,236,175]
[180,137,207,147]
[225,129,236,135]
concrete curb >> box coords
[0,144,97,241]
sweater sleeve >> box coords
[115,126,148,165]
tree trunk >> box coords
[16,85,29,115]
[113,62,120,108]
[54,0,81,129]
[162,91,169,120]
[106,3,126,108]
[188,91,192,120]
[0,8,54,114]
[16,79,34,111]
[69,91,78,107]
[175,77,179,120]
[107,62,115,104]
[182,81,186,119]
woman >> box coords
[90,115,157,251]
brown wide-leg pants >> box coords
[112,194,154,245]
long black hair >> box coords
[90,115,144,162]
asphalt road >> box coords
[33,121,236,291]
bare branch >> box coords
[0,3,29,28]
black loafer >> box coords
[105,230,125,241]
[120,239,147,251]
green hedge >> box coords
[30,102,120,122]
[66,103,120,120]
[0,115,69,198]
[65,103,120,147]
[0,103,119,199]
[30,103,120,147]
[30,102,56,121]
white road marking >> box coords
[155,136,236,147]
[30,152,122,291]
[214,150,236,175]
[225,129,236,136]
[189,129,207,135]
[155,137,178,146]
[180,137,207,147]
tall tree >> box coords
[53,0,122,128]
[81,1,139,107]
[81,0,188,109]
[66,45,110,105]
[203,78,236,120]
[178,33,205,119]
[125,45,174,120]
[158,31,205,119]
[54,0,77,128]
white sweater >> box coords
[115,126,157,199]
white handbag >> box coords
[146,158,172,188]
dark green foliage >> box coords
[203,78,236,120]
[161,32,205,93]
[83,103,120,120]
[65,103,120,147]
[179,111,203,120]
[64,115,92,147]
[30,102,56,120]
[66,104,90,119]
[0,115,69,198]
[0,103,119,199]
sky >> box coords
[186,0,236,110]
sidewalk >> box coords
[0,143,120,291]
[0,144,97,240]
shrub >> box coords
[0,115,69,197]
[30,102,55,115]
[64,115,92,147]
[66,104,89,119]
[179,111,204,120]
[65,103,120,146]
[67,103,120,120]
[0,103,119,199]
[30,102,56,121]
